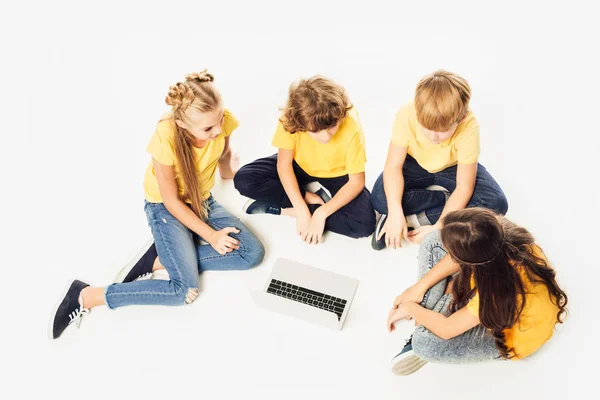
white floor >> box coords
[3,1,598,399]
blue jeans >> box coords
[104,196,265,309]
[371,155,508,224]
[410,231,500,363]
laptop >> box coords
[250,258,359,330]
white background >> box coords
[2,1,599,399]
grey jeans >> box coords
[411,230,501,363]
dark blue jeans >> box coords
[371,155,508,224]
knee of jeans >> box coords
[491,194,509,215]
[411,327,443,362]
[419,230,443,254]
[239,238,265,270]
[233,170,248,194]
[345,211,376,239]
[171,281,199,305]
[370,184,387,213]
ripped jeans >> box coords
[104,196,265,309]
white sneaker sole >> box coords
[242,198,256,214]
[392,354,427,376]
[113,238,155,283]
[48,280,77,340]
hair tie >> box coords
[454,239,506,266]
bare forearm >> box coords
[164,199,216,240]
[278,164,309,212]
[416,254,460,291]
[405,302,450,338]
[383,165,405,216]
[218,148,234,178]
[436,187,472,225]
[318,181,362,217]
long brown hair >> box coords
[440,208,568,358]
[165,70,221,220]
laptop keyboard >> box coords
[267,279,347,320]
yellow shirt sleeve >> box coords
[466,291,480,317]
[456,124,481,165]
[391,105,412,148]
[222,109,240,137]
[146,120,176,166]
[271,121,296,150]
[345,131,367,175]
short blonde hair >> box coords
[281,76,352,133]
[414,70,471,131]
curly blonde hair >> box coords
[415,70,471,131]
[165,69,221,220]
[280,76,352,133]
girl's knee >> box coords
[419,230,443,254]
[239,236,265,269]
[411,328,442,362]
[171,281,199,305]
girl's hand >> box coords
[407,225,438,244]
[219,151,240,180]
[304,209,327,244]
[380,212,408,249]
[208,227,240,255]
[394,283,426,308]
[387,304,412,332]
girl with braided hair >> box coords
[386,208,568,375]
[49,71,265,339]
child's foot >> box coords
[243,199,281,215]
[390,336,428,376]
[114,239,157,283]
[49,280,90,340]
[304,191,325,205]
[371,213,387,251]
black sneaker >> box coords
[390,336,427,376]
[371,213,387,250]
[243,199,281,215]
[114,239,157,283]
[48,280,90,340]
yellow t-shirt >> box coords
[391,102,480,173]
[143,109,239,203]
[271,108,366,178]
[466,246,560,359]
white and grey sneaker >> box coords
[390,336,428,376]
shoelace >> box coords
[68,305,90,329]
[134,272,153,282]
